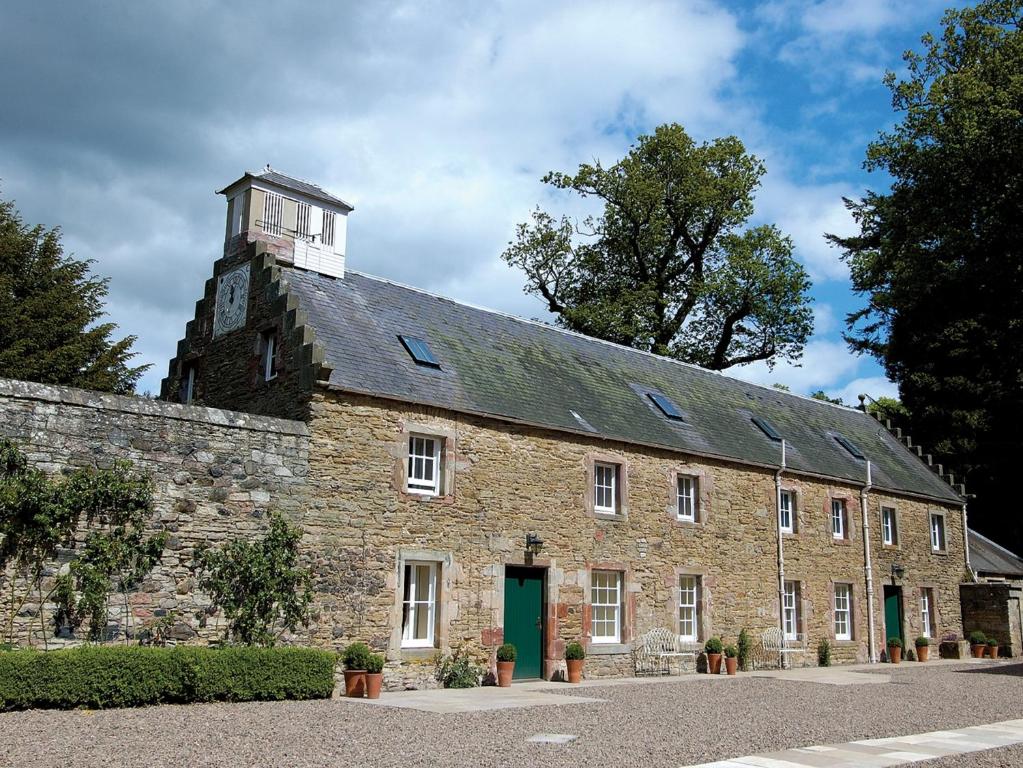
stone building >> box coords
[960,530,1023,658]
[151,169,971,683]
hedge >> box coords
[0,645,337,711]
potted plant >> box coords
[915,636,930,662]
[969,630,987,658]
[887,636,903,664]
[724,644,738,675]
[987,637,1000,659]
[496,643,517,687]
[342,641,372,698]
[565,641,585,683]
[705,637,723,674]
[365,652,385,699]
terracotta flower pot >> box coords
[365,672,383,699]
[971,644,986,658]
[988,645,1000,659]
[497,660,515,687]
[725,657,738,676]
[344,669,367,698]
[566,658,584,683]
[888,645,902,664]
[916,645,929,662]
[707,653,722,675]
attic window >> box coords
[751,415,782,441]
[834,433,866,460]
[647,392,684,421]
[399,335,440,368]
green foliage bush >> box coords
[724,644,738,658]
[0,645,336,711]
[987,637,999,647]
[366,653,384,674]
[435,647,484,688]
[817,638,831,667]
[915,636,930,648]
[969,630,987,645]
[496,643,517,662]
[565,641,585,661]
[341,642,372,670]
[737,628,752,671]
[887,636,903,648]
[704,637,723,654]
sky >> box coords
[0,0,957,399]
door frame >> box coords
[502,564,548,680]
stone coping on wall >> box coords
[0,378,308,436]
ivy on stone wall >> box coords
[191,511,312,647]
[0,439,165,646]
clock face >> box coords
[213,265,250,338]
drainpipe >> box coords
[775,439,787,666]
[860,460,877,664]
[962,501,975,581]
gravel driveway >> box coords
[2,662,1022,768]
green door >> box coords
[504,567,544,679]
[884,586,903,647]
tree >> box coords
[0,196,148,393]
[192,511,312,646]
[810,390,843,405]
[502,124,814,370]
[0,439,164,646]
[829,0,1023,549]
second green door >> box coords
[503,567,545,679]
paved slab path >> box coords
[684,718,1023,767]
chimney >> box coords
[217,165,354,279]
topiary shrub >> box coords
[366,653,384,674]
[724,644,738,658]
[737,628,753,672]
[496,643,517,662]
[565,641,585,661]
[0,646,336,711]
[342,642,372,671]
[817,638,831,667]
[887,636,903,648]
[969,630,987,645]
[704,637,723,654]
[915,636,930,648]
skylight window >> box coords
[751,416,782,442]
[647,392,684,421]
[398,335,440,368]
[834,433,866,460]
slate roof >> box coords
[218,168,354,211]
[969,530,1023,577]
[284,267,963,505]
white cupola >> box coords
[217,165,353,279]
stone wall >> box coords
[0,378,309,648]
[961,582,1022,656]
[303,389,966,686]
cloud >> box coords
[730,338,860,393]
[827,375,899,406]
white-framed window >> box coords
[594,462,618,515]
[296,201,311,239]
[930,513,946,551]
[407,435,441,495]
[831,499,847,539]
[401,561,438,648]
[779,490,794,533]
[920,588,935,639]
[677,475,698,522]
[260,330,278,381]
[783,580,800,640]
[262,191,284,237]
[590,570,622,643]
[834,583,852,640]
[322,210,336,247]
[678,575,700,641]
[882,506,897,546]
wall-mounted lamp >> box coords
[891,563,906,581]
[525,532,544,556]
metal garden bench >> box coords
[634,628,701,675]
[761,627,806,669]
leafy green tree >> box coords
[192,511,312,646]
[828,0,1022,549]
[0,196,148,393]
[810,390,843,405]
[0,439,163,646]
[503,124,814,370]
